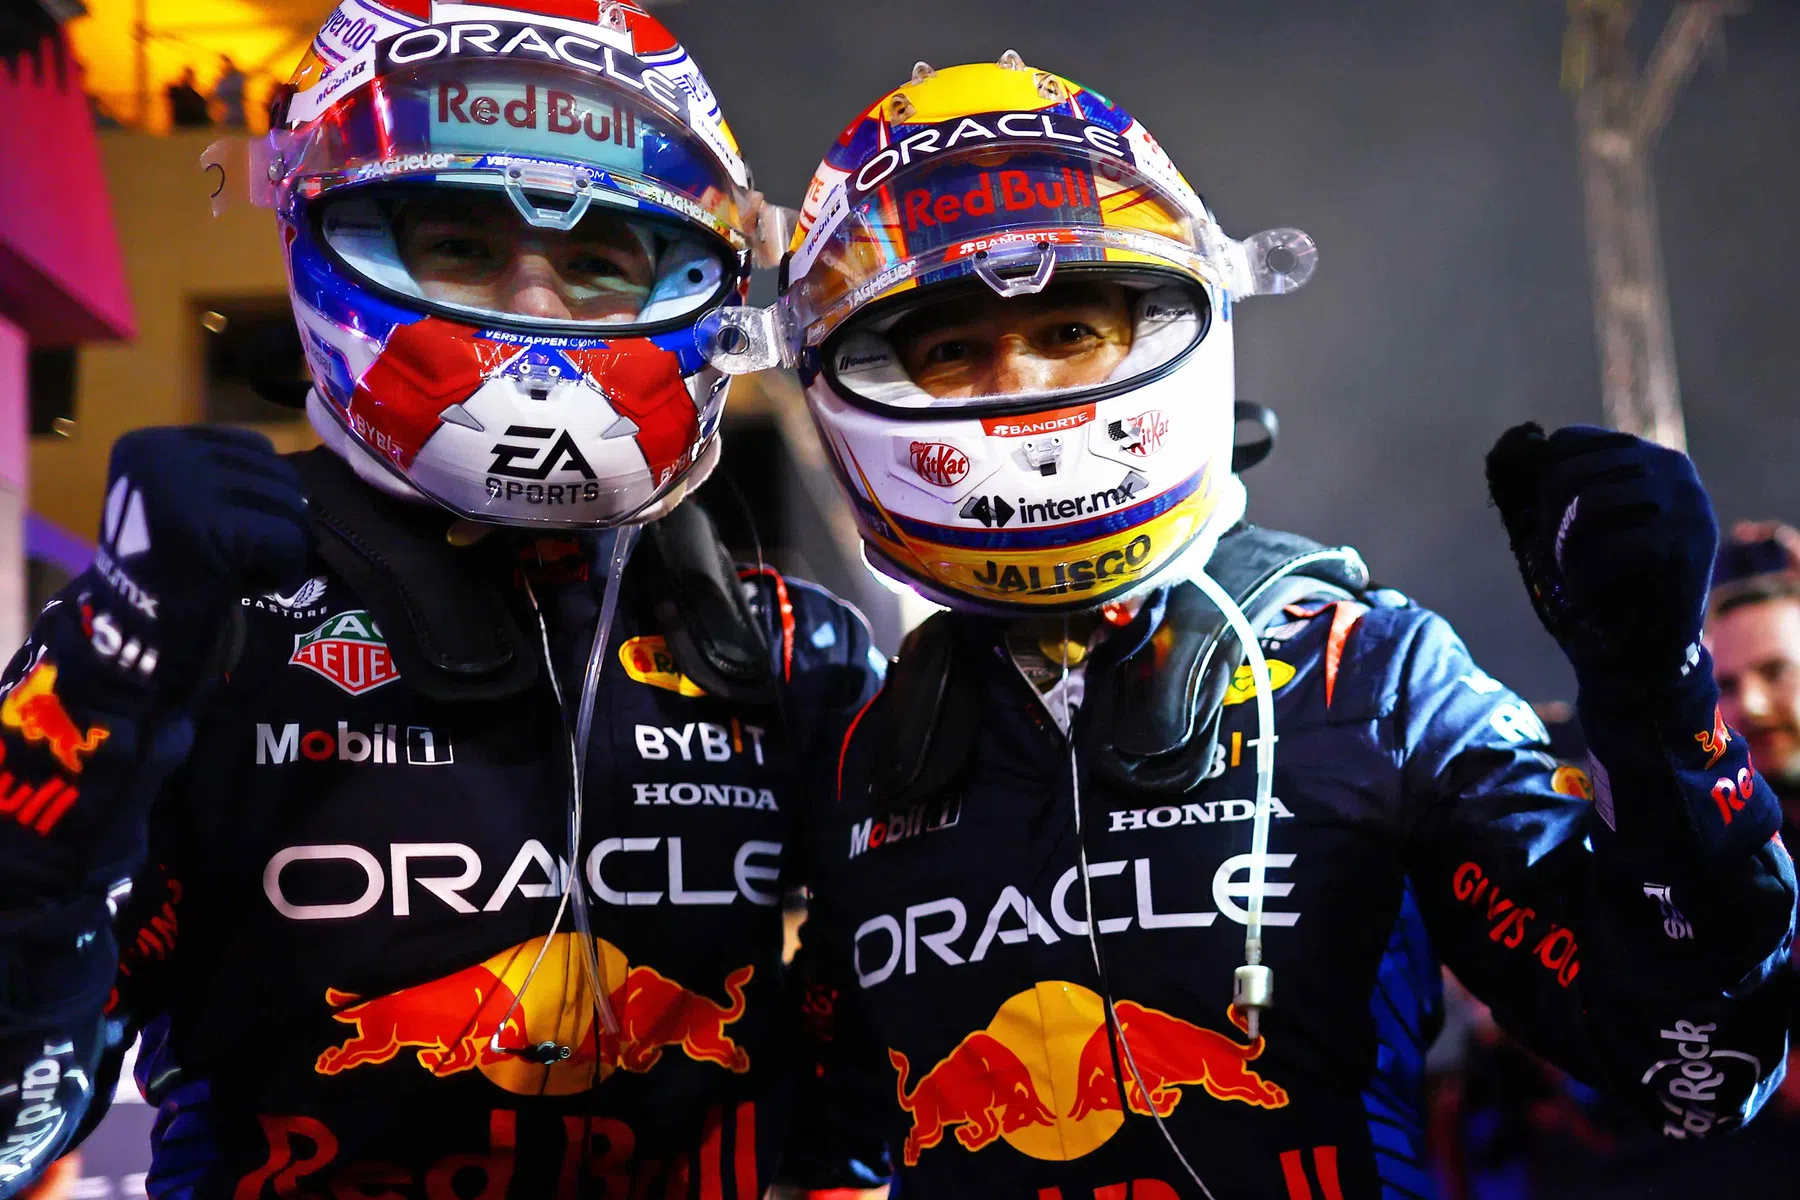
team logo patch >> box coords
[618,636,706,697]
[291,610,400,696]
[0,660,109,774]
[1222,659,1297,706]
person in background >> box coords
[165,67,209,129]
[212,56,246,130]
[1710,520,1800,839]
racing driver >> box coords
[699,56,1796,1197]
[0,3,881,1197]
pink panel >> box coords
[0,35,135,344]
[0,314,23,490]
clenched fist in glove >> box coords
[1485,423,1715,683]
[48,426,312,704]
[1486,423,1779,859]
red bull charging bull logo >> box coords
[0,661,109,774]
[314,934,753,1096]
[889,982,1287,1165]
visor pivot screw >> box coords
[998,49,1027,71]
[508,166,523,181]
[714,325,750,357]
[910,61,936,84]
[1265,246,1297,275]
[574,171,591,191]
[267,161,281,183]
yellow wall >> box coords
[31,130,317,540]
[70,0,330,132]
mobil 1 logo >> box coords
[257,721,455,766]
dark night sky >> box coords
[680,1,1800,700]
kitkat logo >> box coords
[981,405,1095,438]
[908,442,970,488]
[1120,410,1170,457]
[291,611,400,696]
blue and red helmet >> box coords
[255,0,763,527]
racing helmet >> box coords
[226,1,770,528]
[705,53,1316,612]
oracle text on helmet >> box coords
[378,24,692,126]
[851,114,1130,194]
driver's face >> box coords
[889,281,1134,399]
[395,190,655,322]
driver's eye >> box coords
[564,251,628,280]
[923,339,975,366]
[426,236,491,262]
[1051,322,1098,345]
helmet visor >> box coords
[276,55,752,248]
[788,142,1220,349]
[317,181,733,330]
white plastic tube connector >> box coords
[1190,566,1278,1040]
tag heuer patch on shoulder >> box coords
[291,610,399,696]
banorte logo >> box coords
[888,982,1286,1166]
[314,934,753,1096]
[909,441,970,488]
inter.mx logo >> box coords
[488,426,596,480]
[291,610,400,696]
[93,475,157,617]
[257,722,452,766]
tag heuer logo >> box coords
[290,610,399,695]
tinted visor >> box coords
[319,181,732,330]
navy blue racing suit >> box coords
[787,535,1795,1199]
[0,450,882,1199]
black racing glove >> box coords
[0,427,310,900]
[1486,423,1778,863]
[49,426,311,706]
[1485,422,1715,683]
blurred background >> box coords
[1,1,1795,1197]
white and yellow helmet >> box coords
[707,54,1314,611]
